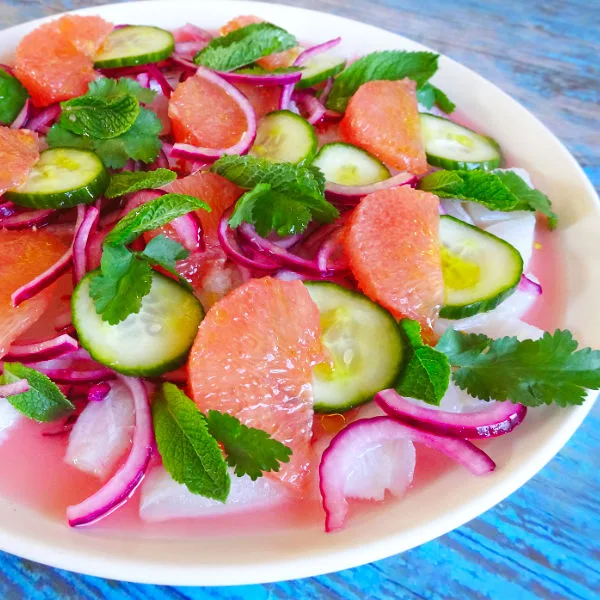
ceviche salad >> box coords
[0,14,598,534]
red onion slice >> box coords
[72,206,100,284]
[325,172,417,205]
[0,208,54,230]
[172,23,213,43]
[375,389,527,439]
[170,212,203,252]
[88,381,111,402]
[320,416,496,532]
[293,37,342,67]
[66,376,154,527]
[170,53,199,71]
[518,273,543,296]
[170,67,257,161]
[5,334,79,363]
[27,104,61,133]
[279,83,295,111]
[145,63,174,96]
[0,380,29,397]
[10,98,31,129]
[217,69,302,87]
[293,91,326,125]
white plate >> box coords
[0,0,598,586]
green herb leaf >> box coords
[395,319,450,405]
[1,363,74,422]
[212,154,338,237]
[326,50,439,112]
[89,245,153,325]
[436,329,600,407]
[417,82,456,113]
[495,170,558,228]
[206,410,292,480]
[138,234,194,292]
[59,93,140,139]
[104,193,210,246]
[194,22,297,72]
[0,67,29,125]
[106,168,177,199]
[87,76,156,105]
[153,383,230,501]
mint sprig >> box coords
[436,329,600,407]
[0,67,29,125]
[212,154,338,237]
[1,363,74,422]
[194,22,297,72]
[105,169,177,199]
[417,83,456,114]
[395,319,450,406]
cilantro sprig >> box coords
[212,154,339,237]
[47,78,162,169]
[418,169,558,227]
[90,193,209,324]
[152,384,292,500]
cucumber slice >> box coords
[439,215,523,319]
[250,110,317,164]
[0,67,28,125]
[5,148,108,209]
[305,282,405,413]
[296,54,346,90]
[72,270,204,377]
[313,142,390,186]
[94,26,175,68]
[420,113,502,171]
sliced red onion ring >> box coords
[88,381,111,402]
[293,91,326,125]
[518,273,543,296]
[170,53,199,71]
[238,222,348,276]
[294,37,342,67]
[29,363,115,384]
[170,212,203,252]
[175,41,210,57]
[274,270,306,281]
[72,206,100,284]
[5,334,79,363]
[169,67,256,161]
[67,376,154,527]
[173,23,213,43]
[375,389,527,439]
[0,380,29,397]
[10,98,31,129]
[320,416,495,532]
[317,228,346,273]
[0,208,54,230]
[218,69,302,87]
[279,83,295,111]
[145,63,174,96]
[325,171,417,205]
[27,104,61,133]
[136,72,150,88]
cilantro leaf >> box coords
[395,319,450,405]
[0,67,29,125]
[59,93,140,139]
[1,363,74,422]
[206,410,292,480]
[194,22,297,72]
[436,329,600,407]
[417,82,456,114]
[86,76,156,104]
[212,154,338,237]
[153,383,230,501]
[89,245,153,325]
[138,234,194,292]
[106,168,177,199]
[495,170,558,228]
[104,193,210,246]
[326,50,439,112]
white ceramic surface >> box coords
[0,0,598,586]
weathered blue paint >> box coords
[0,1,598,598]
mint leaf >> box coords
[87,77,156,104]
[395,319,450,405]
[212,154,338,236]
[89,245,152,325]
[194,22,296,72]
[153,383,230,501]
[105,193,210,246]
[0,67,29,125]
[436,329,600,407]
[495,170,558,228]
[106,168,177,199]
[326,50,439,112]
[417,82,456,113]
[206,410,292,480]
[1,363,74,422]
[59,93,140,139]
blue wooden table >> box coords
[1,1,598,598]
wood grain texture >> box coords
[0,1,598,598]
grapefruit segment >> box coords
[0,127,39,195]
[14,15,113,107]
[188,277,323,492]
[0,230,68,358]
[234,83,281,120]
[344,186,443,341]
[340,79,428,174]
